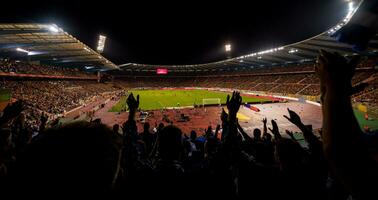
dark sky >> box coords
[0,0,348,65]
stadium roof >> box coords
[119,0,377,73]
[0,23,118,69]
[118,32,377,72]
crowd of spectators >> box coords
[0,80,119,115]
[117,70,375,97]
[0,59,95,78]
[0,50,377,199]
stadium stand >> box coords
[1,1,378,198]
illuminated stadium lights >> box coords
[288,48,298,54]
[225,44,231,52]
[84,47,91,52]
[97,35,107,53]
[327,1,357,34]
[348,1,354,11]
[16,47,30,54]
[257,56,262,59]
[240,46,284,59]
[48,24,59,33]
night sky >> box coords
[0,0,349,65]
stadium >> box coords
[0,0,378,198]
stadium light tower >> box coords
[225,44,231,52]
[97,34,107,53]
[225,43,232,59]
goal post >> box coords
[202,98,221,107]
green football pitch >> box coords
[354,108,378,131]
[109,89,272,111]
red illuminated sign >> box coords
[156,68,168,74]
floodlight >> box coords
[348,2,354,11]
[16,48,30,54]
[97,35,107,53]
[225,44,231,52]
[48,25,59,33]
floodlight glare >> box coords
[225,44,231,52]
[348,2,354,11]
[16,48,30,54]
[48,25,59,33]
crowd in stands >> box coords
[0,80,119,115]
[0,50,377,199]
[0,58,95,78]
[118,69,376,97]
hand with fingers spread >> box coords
[283,108,303,127]
[226,91,242,121]
[262,117,267,125]
[262,117,268,135]
[268,120,281,139]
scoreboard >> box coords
[156,68,168,74]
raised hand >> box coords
[127,93,140,112]
[221,108,229,123]
[215,124,221,139]
[262,117,267,125]
[262,117,268,135]
[126,93,140,121]
[316,50,360,95]
[226,91,242,121]
[285,130,296,141]
[268,120,281,139]
[283,108,302,126]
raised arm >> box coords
[224,91,242,144]
[126,93,139,121]
[268,119,281,140]
[316,50,377,199]
[237,120,253,143]
[283,108,321,148]
[262,117,268,136]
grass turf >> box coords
[109,89,271,111]
[354,108,378,131]
[0,89,11,102]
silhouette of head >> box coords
[158,125,183,160]
[253,128,261,139]
[16,121,120,194]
